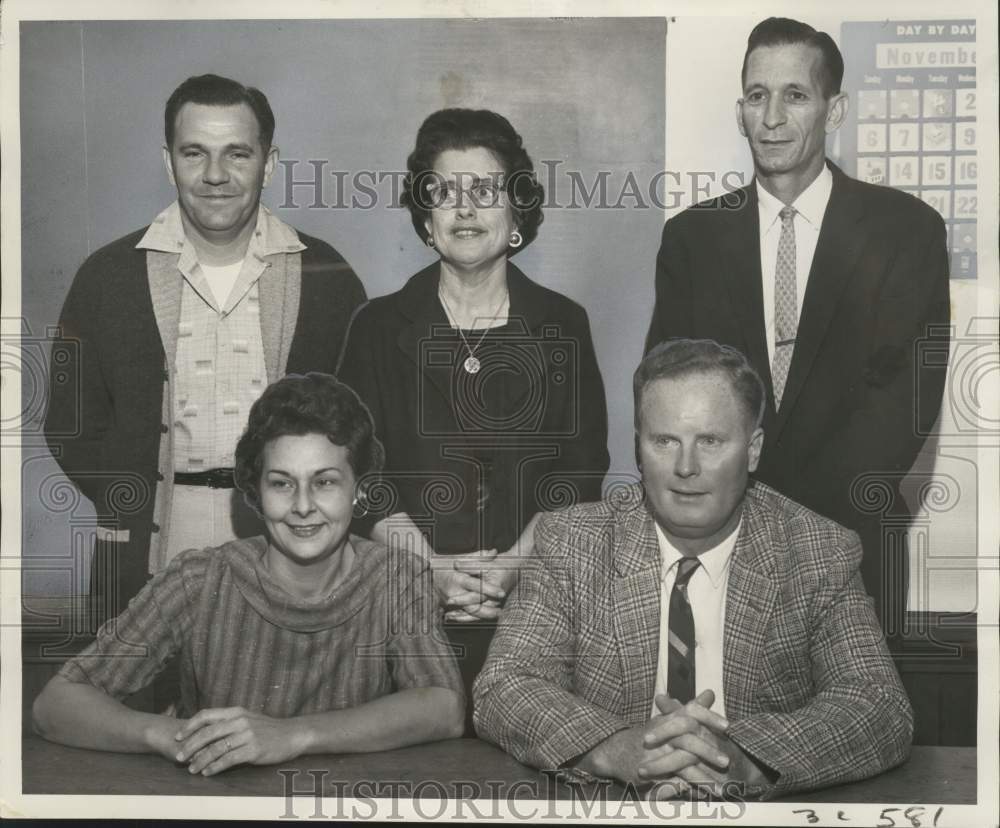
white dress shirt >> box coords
[651,520,741,719]
[757,165,834,366]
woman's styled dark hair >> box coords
[402,108,545,253]
[234,373,384,513]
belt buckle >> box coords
[207,468,234,488]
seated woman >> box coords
[32,373,464,776]
[339,108,610,716]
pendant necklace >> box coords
[438,283,510,374]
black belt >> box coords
[174,468,236,489]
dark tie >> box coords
[772,206,797,409]
[667,556,701,704]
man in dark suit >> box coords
[475,339,911,799]
[644,18,950,635]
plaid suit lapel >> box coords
[610,489,661,723]
[723,486,781,721]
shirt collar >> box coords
[755,163,833,231]
[135,201,306,259]
[654,518,741,589]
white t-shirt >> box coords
[199,260,245,310]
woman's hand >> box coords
[373,515,526,622]
[443,549,523,622]
[432,549,506,621]
[172,707,307,776]
[142,715,190,764]
[446,553,521,621]
[444,515,537,622]
[477,552,521,596]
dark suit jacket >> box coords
[644,162,950,617]
[338,260,610,556]
[474,482,913,799]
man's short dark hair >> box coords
[164,74,276,150]
[234,373,385,515]
[634,339,766,432]
[741,17,844,99]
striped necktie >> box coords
[772,206,797,409]
[667,556,701,704]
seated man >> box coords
[474,338,912,799]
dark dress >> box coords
[338,261,610,728]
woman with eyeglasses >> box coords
[338,109,609,725]
[33,373,464,774]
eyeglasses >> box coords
[423,177,506,209]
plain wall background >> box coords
[19,18,666,595]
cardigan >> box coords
[59,536,464,716]
[44,214,366,610]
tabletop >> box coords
[20,736,977,804]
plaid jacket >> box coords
[473,481,913,798]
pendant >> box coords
[463,355,481,374]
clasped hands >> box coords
[153,706,303,777]
[592,689,768,799]
[432,548,520,622]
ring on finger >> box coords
[225,739,232,751]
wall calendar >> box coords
[841,19,977,279]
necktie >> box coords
[772,206,797,409]
[667,556,701,704]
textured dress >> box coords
[59,536,464,717]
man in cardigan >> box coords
[474,339,911,799]
[45,74,366,619]
[644,18,950,637]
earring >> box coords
[426,235,435,248]
[352,492,369,519]
[509,230,523,249]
